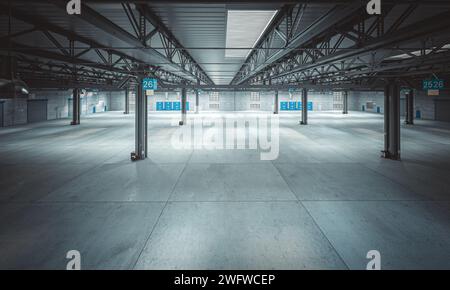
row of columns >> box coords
[272,86,411,161]
[71,87,131,126]
[70,83,413,163]
[273,88,309,124]
[122,81,414,160]
[122,87,351,129]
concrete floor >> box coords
[0,111,449,269]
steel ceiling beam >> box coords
[0,4,195,87]
[135,4,215,85]
[236,3,450,86]
[42,0,211,85]
[231,1,363,85]
[160,82,386,91]
[9,44,130,89]
[9,42,128,74]
[267,10,450,81]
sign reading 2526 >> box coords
[422,79,444,90]
[143,78,158,90]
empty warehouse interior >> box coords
[0,0,450,272]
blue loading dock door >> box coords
[156,102,190,111]
[280,102,313,111]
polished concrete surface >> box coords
[0,111,449,269]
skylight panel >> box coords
[225,10,277,58]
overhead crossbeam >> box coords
[232,2,450,87]
[231,1,363,85]
[42,0,211,85]
[0,4,194,88]
[135,4,215,85]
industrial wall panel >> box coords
[435,100,450,122]
[27,99,48,123]
[147,91,334,112]
[400,98,406,117]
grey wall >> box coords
[2,87,448,127]
[109,91,127,111]
[144,91,336,112]
[414,90,440,120]
[109,90,135,112]
[31,90,113,119]
[348,91,385,113]
[0,90,114,127]
[0,98,27,126]
[27,100,48,123]
[33,90,69,120]
[348,89,449,121]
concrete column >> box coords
[195,89,199,114]
[382,81,401,160]
[274,90,279,114]
[405,89,414,125]
[300,88,308,125]
[131,76,147,161]
[70,88,81,125]
[124,88,130,115]
[343,91,349,114]
[180,88,187,125]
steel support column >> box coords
[405,89,414,125]
[300,88,308,125]
[131,76,147,161]
[124,88,130,115]
[70,88,81,125]
[274,90,279,114]
[195,89,199,114]
[180,87,187,125]
[382,81,401,160]
[343,91,349,114]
